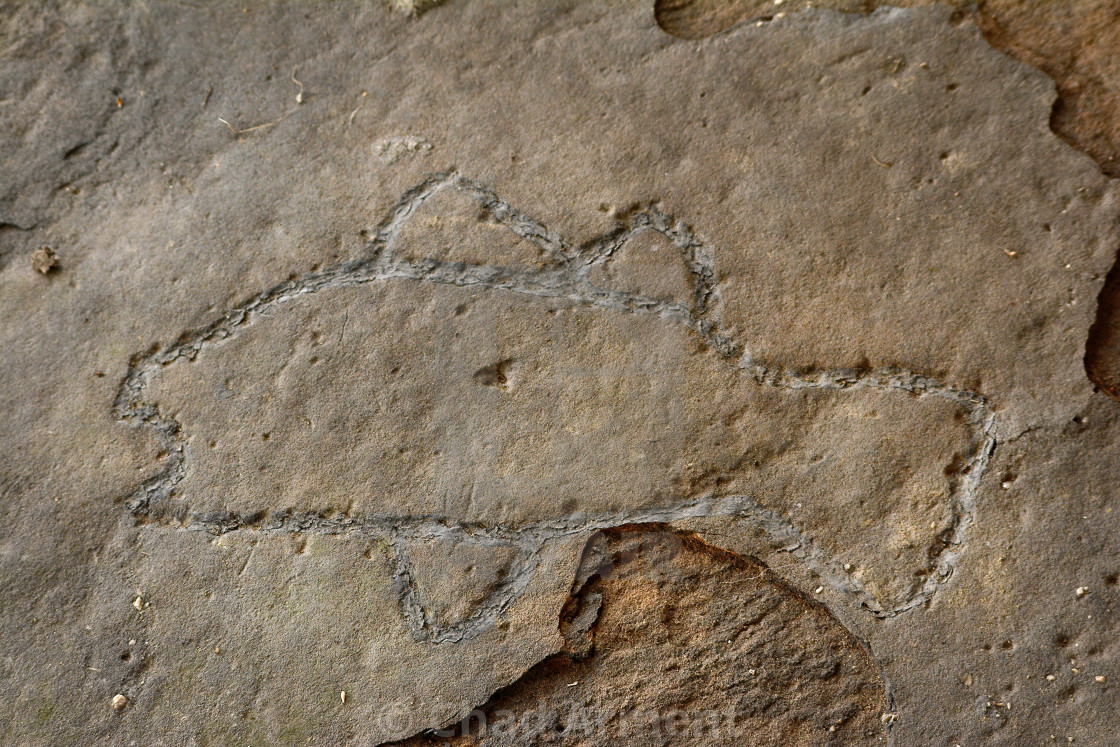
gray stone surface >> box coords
[1,2,1118,745]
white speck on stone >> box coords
[374,136,433,165]
[1076,586,1089,598]
[111,694,128,710]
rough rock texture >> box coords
[389,527,890,746]
[654,0,1120,404]
[2,2,1119,746]
[655,0,1120,178]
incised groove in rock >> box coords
[113,172,998,644]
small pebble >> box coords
[1075,587,1089,598]
[340,690,347,703]
[31,247,59,274]
[111,694,128,711]
[132,596,144,611]
[1095,675,1106,683]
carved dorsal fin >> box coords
[588,226,697,308]
[386,176,566,269]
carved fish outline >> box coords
[114,172,996,643]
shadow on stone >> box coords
[1086,249,1120,402]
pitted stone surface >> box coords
[1,3,1119,746]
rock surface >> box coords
[1,2,1119,746]
[388,527,890,746]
